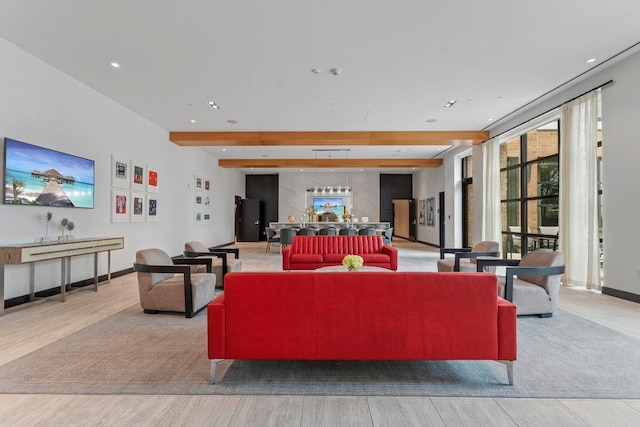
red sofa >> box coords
[207,271,517,384]
[282,235,398,270]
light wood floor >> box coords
[1,240,640,426]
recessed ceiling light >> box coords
[110,62,120,68]
[586,58,596,63]
[360,169,364,172]
[222,148,226,152]
[444,100,457,108]
[208,101,220,109]
[190,119,196,123]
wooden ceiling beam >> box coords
[218,158,443,168]
[170,131,488,146]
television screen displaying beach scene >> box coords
[313,197,344,215]
[3,138,95,208]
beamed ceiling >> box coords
[1,1,639,173]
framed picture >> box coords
[131,192,145,223]
[111,190,129,223]
[111,154,129,189]
[203,211,211,224]
[194,210,203,224]
[194,175,203,193]
[203,195,210,209]
[418,199,426,225]
[146,194,158,223]
[131,160,146,192]
[204,179,210,191]
[194,194,203,208]
[427,197,435,227]
[147,165,158,193]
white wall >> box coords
[0,38,244,300]
[413,167,444,245]
[279,171,379,222]
[488,48,640,298]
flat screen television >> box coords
[313,197,344,215]
[3,138,95,208]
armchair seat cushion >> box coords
[497,276,553,316]
[437,259,478,273]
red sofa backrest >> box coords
[290,235,385,255]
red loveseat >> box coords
[207,271,517,384]
[282,235,398,270]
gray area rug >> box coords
[1,304,639,398]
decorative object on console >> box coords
[342,254,363,271]
[43,211,53,241]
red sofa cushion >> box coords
[290,253,323,264]
[360,253,391,264]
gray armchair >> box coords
[184,241,243,289]
[437,241,500,272]
[339,228,357,236]
[382,227,394,245]
[476,249,565,317]
[265,227,280,253]
[133,248,216,318]
[279,227,297,249]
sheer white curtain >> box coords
[482,137,502,250]
[559,91,601,290]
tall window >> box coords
[461,156,473,247]
[500,120,560,258]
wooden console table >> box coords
[0,237,124,315]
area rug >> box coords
[1,304,639,398]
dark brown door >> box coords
[408,198,417,242]
[238,198,261,241]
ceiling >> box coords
[1,0,639,173]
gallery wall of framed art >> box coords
[110,154,159,223]
[193,175,211,225]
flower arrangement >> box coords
[342,254,364,272]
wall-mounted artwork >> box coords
[194,175,203,193]
[111,190,129,222]
[203,212,211,224]
[419,199,426,225]
[3,138,95,208]
[204,179,210,191]
[194,210,203,224]
[427,197,435,227]
[147,165,158,193]
[111,154,129,189]
[131,192,145,223]
[146,195,158,223]
[131,160,146,192]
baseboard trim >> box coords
[4,267,134,310]
[416,240,440,248]
[602,286,640,304]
